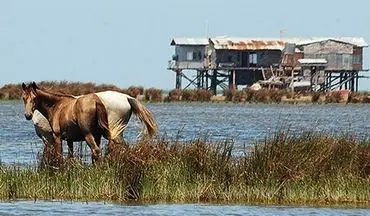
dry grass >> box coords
[2,132,370,205]
[144,88,163,102]
[2,81,370,104]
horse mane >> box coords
[37,86,76,98]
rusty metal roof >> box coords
[210,38,287,50]
[170,37,368,49]
[209,37,368,50]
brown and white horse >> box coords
[21,82,158,163]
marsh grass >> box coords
[2,132,370,205]
[3,81,370,104]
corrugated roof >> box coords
[210,38,287,50]
[293,37,368,47]
[170,38,208,46]
[208,37,368,50]
[298,58,328,64]
[170,37,368,48]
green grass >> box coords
[1,133,370,205]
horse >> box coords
[21,82,114,163]
[31,110,56,162]
[22,82,158,163]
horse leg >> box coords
[84,134,101,163]
[67,140,74,159]
[52,134,64,165]
[107,140,115,155]
[94,134,102,156]
[39,132,56,167]
[41,138,51,167]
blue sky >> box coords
[0,0,369,90]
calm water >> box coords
[0,201,369,216]
[2,101,370,165]
[1,101,370,215]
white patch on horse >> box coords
[95,91,133,142]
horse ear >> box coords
[31,82,38,91]
[22,83,26,91]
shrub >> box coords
[144,88,163,102]
[196,89,213,102]
[95,84,122,93]
[268,89,284,103]
[234,90,247,102]
[311,92,321,103]
[347,92,361,103]
[325,91,342,103]
[223,89,235,102]
[182,89,198,102]
[252,89,268,103]
[128,86,144,98]
[167,89,182,102]
[362,95,370,103]
[245,89,255,102]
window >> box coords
[249,53,257,64]
[353,54,362,64]
[186,52,193,61]
[193,52,197,60]
[187,51,202,61]
[228,55,232,62]
[198,51,202,60]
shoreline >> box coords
[2,81,370,104]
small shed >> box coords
[297,38,367,71]
[169,38,208,70]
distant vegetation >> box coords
[0,81,163,102]
[1,81,370,104]
[2,132,370,204]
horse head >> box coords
[21,82,38,120]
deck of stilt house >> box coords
[168,37,368,93]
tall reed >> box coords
[1,132,370,204]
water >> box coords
[2,101,370,165]
[1,101,370,215]
[0,201,369,216]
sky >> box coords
[0,0,369,90]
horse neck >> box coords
[35,89,67,120]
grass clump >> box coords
[2,132,370,205]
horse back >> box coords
[95,90,132,126]
[75,94,110,138]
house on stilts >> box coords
[168,37,368,93]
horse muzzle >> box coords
[24,113,33,120]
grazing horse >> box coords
[22,82,158,162]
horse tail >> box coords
[96,99,111,139]
[127,97,158,137]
